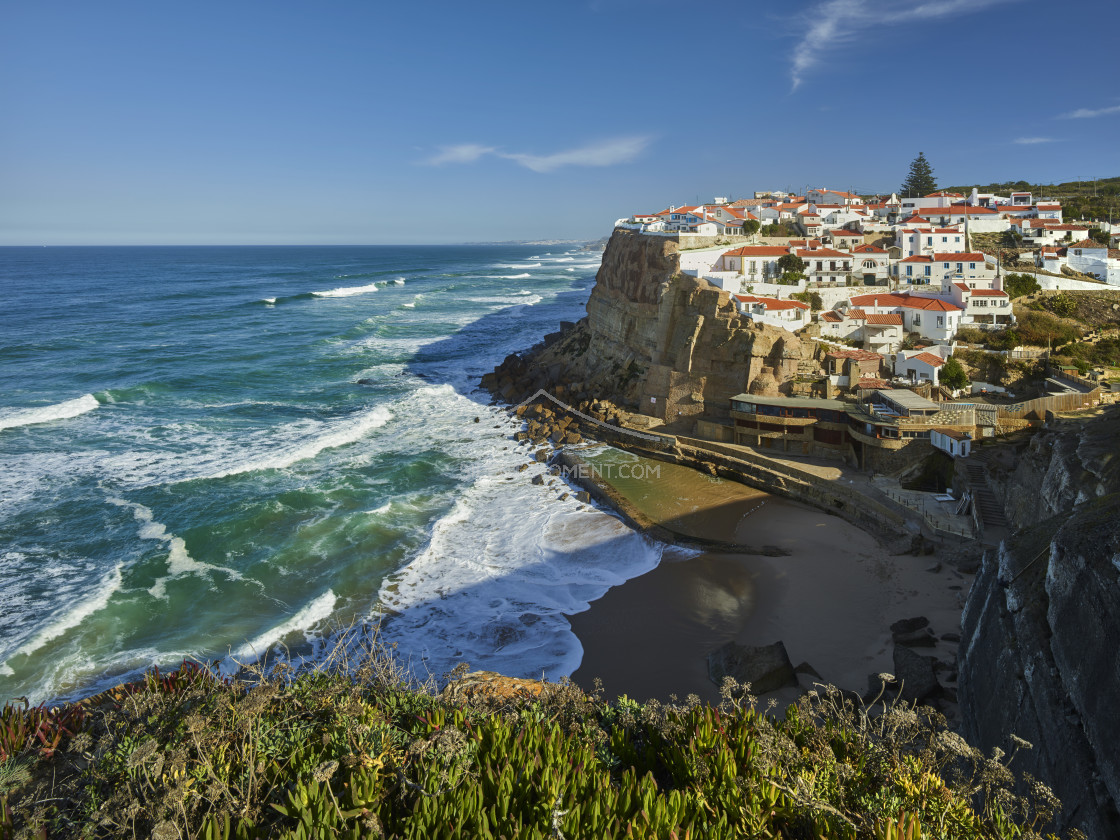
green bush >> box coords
[0,636,1072,840]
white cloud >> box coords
[422,136,651,173]
[1059,103,1120,119]
[499,137,651,173]
[791,0,1020,89]
[425,144,498,166]
[1013,137,1056,144]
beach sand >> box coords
[568,457,971,705]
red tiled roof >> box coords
[733,294,760,303]
[1069,239,1103,249]
[911,352,946,367]
[854,379,892,390]
[901,255,933,263]
[799,248,851,258]
[925,191,963,198]
[723,246,790,257]
[853,244,888,253]
[930,252,986,262]
[820,311,842,322]
[918,206,998,216]
[846,308,868,319]
[864,313,903,325]
[848,292,962,313]
[970,289,1008,297]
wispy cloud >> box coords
[1013,137,1057,145]
[1059,103,1120,119]
[790,0,1020,89]
[423,136,651,172]
[425,144,498,166]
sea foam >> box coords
[313,282,380,298]
[0,394,99,432]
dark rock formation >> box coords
[707,640,797,694]
[959,409,1120,839]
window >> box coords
[956,263,964,272]
[937,315,944,326]
[906,266,913,276]
[942,236,948,243]
[913,314,921,326]
[969,262,976,269]
[926,237,933,246]
[924,266,931,275]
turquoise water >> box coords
[0,245,663,703]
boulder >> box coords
[893,645,940,703]
[707,640,797,694]
[442,671,546,704]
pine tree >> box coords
[901,153,937,197]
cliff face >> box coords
[488,229,812,427]
[958,411,1120,839]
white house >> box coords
[931,428,972,458]
[718,245,791,280]
[848,292,964,343]
[852,244,892,284]
[947,284,1014,326]
[895,349,947,385]
[800,247,853,283]
[733,295,810,330]
[1066,239,1120,283]
[897,252,994,287]
[897,227,967,258]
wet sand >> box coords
[568,455,970,704]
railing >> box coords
[880,488,975,538]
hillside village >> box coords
[566,185,1120,538]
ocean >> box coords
[0,245,664,704]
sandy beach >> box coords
[568,455,971,705]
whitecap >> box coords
[4,563,123,662]
[500,273,532,280]
[313,282,380,298]
[393,277,406,285]
[225,589,338,670]
[108,498,245,599]
[0,394,99,432]
[494,263,542,269]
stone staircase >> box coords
[964,452,1007,530]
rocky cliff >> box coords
[959,409,1120,839]
[484,229,813,430]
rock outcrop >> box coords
[483,229,814,431]
[958,409,1120,839]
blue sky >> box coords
[2,0,1119,245]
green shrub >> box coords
[0,637,1072,839]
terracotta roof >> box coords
[848,292,962,313]
[853,244,888,253]
[864,313,903,325]
[954,283,970,293]
[827,349,883,361]
[846,308,868,319]
[930,252,986,262]
[900,255,933,263]
[799,248,851,258]
[918,206,998,216]
[970,289,1008,297]
[723,246,790,257]
[911,352,946,367]
[925,191,963,198]
[1069,239,1103,249]
[820,311,842,322]
[755,298,809,311]
[854,379,892,390]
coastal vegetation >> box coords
[0,636,1071,839]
